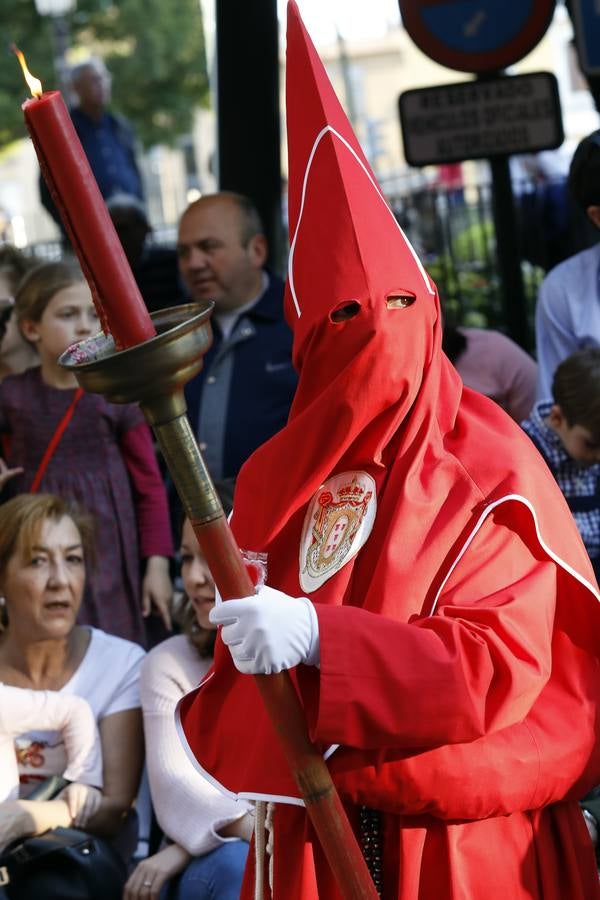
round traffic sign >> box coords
[398,0,556,73]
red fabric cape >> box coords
[179,0,600,839]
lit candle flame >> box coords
[12,44,43,99]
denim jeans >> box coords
[161,840,249,900]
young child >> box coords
[0,259,174,645]
[0,245,40,383]
[0,683,102,830]
[522,347,600,579]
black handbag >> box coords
[0,826,127,899]
[0,777,126,900]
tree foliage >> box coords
[0,0,208,150]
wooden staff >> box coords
[61,306,379,899]
[153,413,379,900]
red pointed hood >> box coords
[284,0,435,361]
[231,0,456,566]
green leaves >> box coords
[0,0,208,149]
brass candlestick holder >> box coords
[60,301,221,524]
[59,302,378,900]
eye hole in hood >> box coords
[386,291,416,310]
[330,299,361,323]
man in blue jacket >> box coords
[177,192,297,480]
[40,58,144,230]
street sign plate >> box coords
[398,0,556,73]
[570,0,600,75]
[399,72,564,166]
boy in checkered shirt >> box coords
[522,348,600,580]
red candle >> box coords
[20,65,155,349]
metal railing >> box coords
[24,174,590,354]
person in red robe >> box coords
[177,3,600,897]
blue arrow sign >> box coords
[399,0,556,73]
[420,1,537,54]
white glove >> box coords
[209,585,320,674]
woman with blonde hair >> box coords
[0,492,144,864]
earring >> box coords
[0,596,5,633]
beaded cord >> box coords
[359,805,383,895]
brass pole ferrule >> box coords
[59,300,223,525]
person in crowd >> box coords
[177,192,297,481]
[106,193,182,314]
[511,150,580,273]
[436,162,464,207]
[0,259,173,645]
[0,245,39,383]
[566,2,600,116]
[522,348,600,580]
[443,322,537,422]
[40,58,144,230]
[0,494,144,863]
[125,493,251,900]
[535,129,600,400]
[178,6,600,898]
[0,683,101,818]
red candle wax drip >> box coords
[23,90,156,350]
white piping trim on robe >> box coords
[288,125,435,319]
[175,492,600,809]
[175,670,337,807]
[175,686,306,808]
[427,492,600,616]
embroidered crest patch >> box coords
[299,471,377,593]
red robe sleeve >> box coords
[120,422,174,559]
[295,504,600,819]
[179,500,600,821]
[309,511,556,750]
